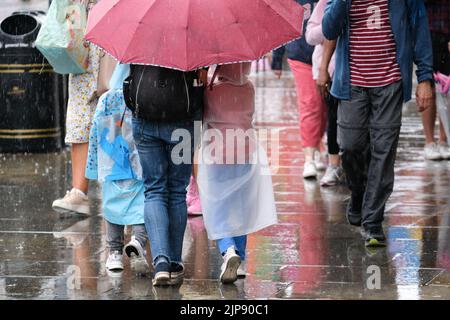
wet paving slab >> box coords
[1,71,450,300]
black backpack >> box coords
[123,65,204,122]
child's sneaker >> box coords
[52,188,90,215]
[220,247,241,284]
[106,251,124,272]
[124,236,150,275]
[303,161,317,179]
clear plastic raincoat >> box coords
[197,63,278,240]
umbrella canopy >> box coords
[85,0,303,71]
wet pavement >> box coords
[1,69,449,300]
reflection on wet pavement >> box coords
[0,72,449,300]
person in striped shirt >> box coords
[323,0,434,247]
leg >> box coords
[233,236,247,261]
[337,86,371,226]
[325,93,340,163]
[106,221,125,253]
[131,224,148,249]
[288,60,327,150]
[421,102,437,145]
[71,143,90,194]
[165,122,194,264]
[363,81,403,236]
[217,237,237,255]
[132,118,171,265]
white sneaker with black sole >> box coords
[106,251,124,272]
[220,247,241,284]
[124,236,150,275]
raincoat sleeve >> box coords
[410,0,434,83]
[271,46,286,70]
[85,112,99,180]
[322,0,347,41]
[305,0,327,46]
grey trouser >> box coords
[106,221,148,253]
[337,81,403,231]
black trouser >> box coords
[337,81,403,231]
[324,89,339,155]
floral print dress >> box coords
[65,0,100,144]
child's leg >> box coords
[106,221,125,253]
[216,238,236,255]
[131,224,147,249]
[233,236,247,261]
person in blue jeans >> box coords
[132,118,195,286]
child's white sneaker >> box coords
[220,247,241,284]
[124,237,150,275]
[106,251,124,272]
[52,188,90,215]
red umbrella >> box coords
[85,0,303,71]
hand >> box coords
[273,69,282,79]
[416,80,435,112]
[199,69,208,86]
[448,41,450,53]
[317,67,331,98]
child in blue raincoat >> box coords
[86,64,149,274]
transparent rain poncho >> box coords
[197,63,278,240]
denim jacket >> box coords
[322,0,434,102]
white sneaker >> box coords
[424,143,442,160]
[237,261,247,278]
[303,161,317,179]
[320,166,345,186]
[106,251,124,272]
[220,247,241,284]
[439,143,450,159]
[52,188,90,215]
[124,236,150,275]
[314,151,327,171]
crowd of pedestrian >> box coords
[48,0,448,286]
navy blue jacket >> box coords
[271,0,319,69]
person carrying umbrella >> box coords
[84,0,304,286]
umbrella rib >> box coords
[222,0,258,59]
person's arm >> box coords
[317,39,336,98]
[412,1,435,112]
[322,0,347,40]
[271,46,285,78]
[305,0,327,46]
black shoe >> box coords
[346,194,363,226]
[169,262,185,286]
[364,227,386,247]
[152,260,171,286]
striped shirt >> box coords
[349,0,402,87]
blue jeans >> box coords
[217,236,247,261]
[132,117,194,265]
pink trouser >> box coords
[288,59,327,148]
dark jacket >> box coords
[271,0,319,70]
